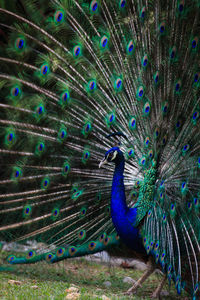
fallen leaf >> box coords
[66,286,79,293]
[66,292,80,300]
[121,262,134,269]
[8,280,22,285]
[101,295,111,300]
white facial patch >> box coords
[110,150,117,161]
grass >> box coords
[0,251,189,300]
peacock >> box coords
[0,0,200,298]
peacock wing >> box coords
[0,0,127,264]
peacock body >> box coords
[0,0,200,298]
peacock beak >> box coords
[99,157,108,168]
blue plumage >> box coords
[103,148,144,252]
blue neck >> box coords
[110,158,144,252]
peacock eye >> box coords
[107,152,114,161]
[106,150,118,162]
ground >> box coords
[0,251,189,299]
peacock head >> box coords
[99,147,124,168]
